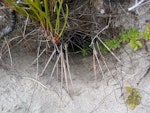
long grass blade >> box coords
[43,0,53,32]
[55,0,64,34]
[59,4,68,37]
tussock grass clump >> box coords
[5,0,68,44]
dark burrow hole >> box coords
[63,30,92,54]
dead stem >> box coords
[22,77,48,89]
[39,48,56,77]
[60,44,69,93]
[96,41,115,79]
[36,39,42,79]
[23,16,29,37]
[4,37,12,66]
[93,44,98,86]
[49,49,61,81]
[64,43,75,93]
[93,44,106,83]
[31,48,46,66]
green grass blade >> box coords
[55,0,64,34]
[43,0,53,32]
[59,4,68,37]
[24,0,46,27]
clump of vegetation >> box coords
[94,25,150,55]
[81,46,91,56]
[5,0,68,44]
[143,24,150,40]
[125,86,141,110]
[99,36,121,54]
[121,28,142,51]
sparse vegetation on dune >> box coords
[0,1,150,111]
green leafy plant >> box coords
[121,28,142,51]
[121,30,131,43]
[81,48,91,56]
[5,0,68,44]
[121,28,139,43]
[129,39,142,51]
[105,36,121,51]
[97,43,108,54]
[96,36,121,54]
[125,86,141,110]
[81,41,92,56]
[143,24,150,40]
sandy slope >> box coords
[0,43,150,113]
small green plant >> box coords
[125,86,141,110]
[143,24,150,40]
[81,42,92,56]
[5,0,68,44]
[121,28,142,51]
[105,36,121,51]
[96,37,121,54]
[121,28,139,43]
[98,43,109,54]
[129,39,142,51]
[81,48,91,56]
